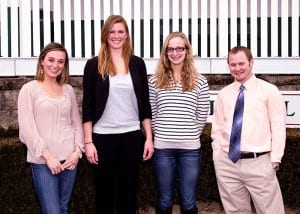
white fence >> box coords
[1,0,300,58]
[0,0,300,76]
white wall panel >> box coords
[19,1,31,57]
[143,0,151,57]
[153,0,160,58]
[218,1,228,57]
[74,0,82,57]
[84,0,92,57]
[0,0,8,57]
[250,0,258,56]
[32,0,40,56]
[271,1,278,56]
[133,0,141,56]
[42,0,51,46]
[209,0,217,57]
[230,0,237,48]
[191,0,198,55]
[93,0,101,55]
[64,0,72,56]
[291,0,299,57]
[260,0,268,57]
[53,0,62,43]
[200,0,208,57]
[281,0,289,57]
[240,0,247,46]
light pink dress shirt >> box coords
[18,80,84,164]
[211,74,286,163]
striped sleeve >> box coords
[148,75,157,133]
[195,75,210,136]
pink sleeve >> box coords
[268,87,286,163]
[211,93,224,159]
[68,85,84,152]
[17,83,47,157]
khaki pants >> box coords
[213,150,285,214]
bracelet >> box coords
[74,149,82,159]
[84,141,93,145]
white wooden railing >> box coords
[0,0,299,76]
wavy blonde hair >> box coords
[98,15,132,78]
[35,42,69,84]
[155,32,198,92]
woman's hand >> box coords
[143,138,154,161]
[83,122,98,164]
[63,151,80,170]
[141,119,154,161]
[47,157,64,175]
[43,149,64,175]
[85,143,99,165]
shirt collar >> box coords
[234,74,256,91]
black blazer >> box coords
[82,55,152,125]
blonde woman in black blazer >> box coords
[82,15,153,214]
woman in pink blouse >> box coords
[17,42,84,214]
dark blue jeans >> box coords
[31,163,77,214]
[153,148,201,211]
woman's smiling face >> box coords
[41,50,66,80]
[166,36,187,66]
[107,22,128,50]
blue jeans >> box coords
[31,163,77,214]
[153,149,201,211]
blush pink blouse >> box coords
[18,80,84,164]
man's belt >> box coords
[240,151,269,159]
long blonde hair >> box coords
[98,15,132,78]
[35,42,69,84]
[155,32,198,92]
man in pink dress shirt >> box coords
[211,46,286,213]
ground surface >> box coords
[138,201,300,214]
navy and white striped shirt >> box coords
[148,74,210,149]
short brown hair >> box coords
[227,46,253,64]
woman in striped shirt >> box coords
[148,32,210,214]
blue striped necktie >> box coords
[229,85,245,163]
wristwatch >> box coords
[272,164,280,171]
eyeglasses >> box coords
[166,46,186,53]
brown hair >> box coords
[227,46,253,64]
[98,15,132,78]
[155,32,198,91]
[35,42,69,84]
